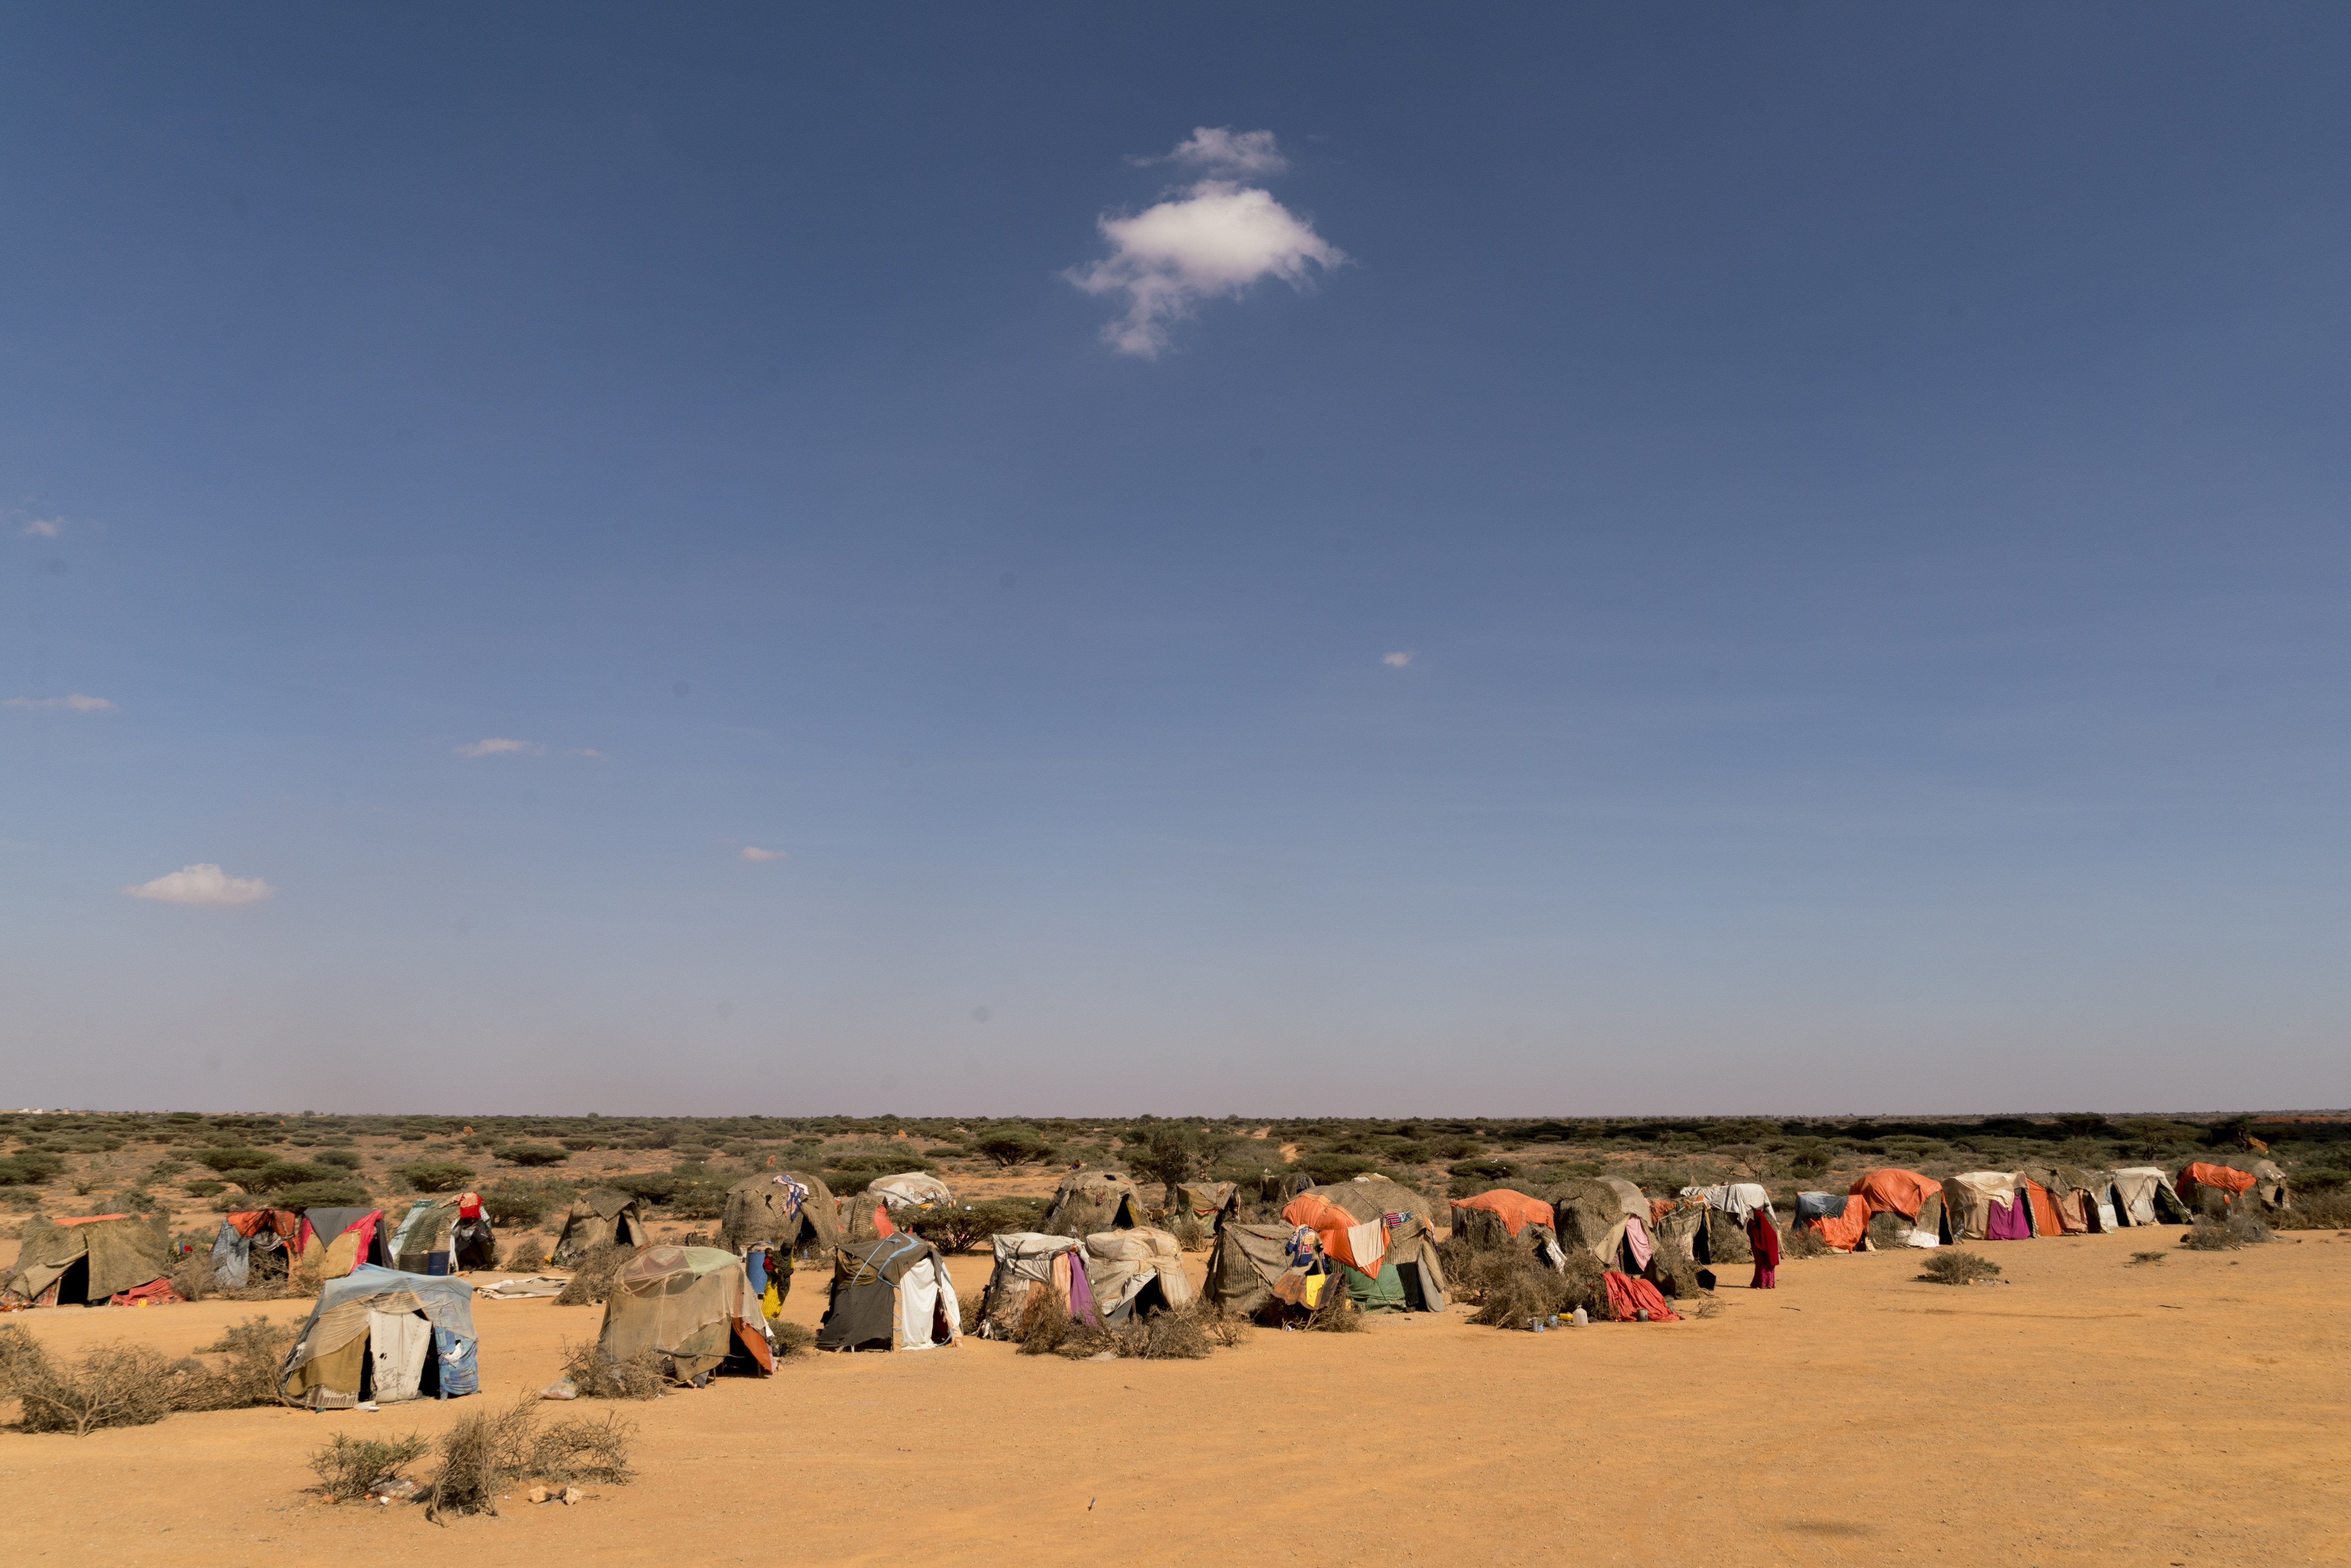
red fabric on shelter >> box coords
[871,1205,896,1238]
[1601,1271,1680,1322]
[1807,1195,1871,1252]
[107,1279,181,1307]
[1448,1190,1553,1237]
[1849,1169,1941,1220]
[227,1209,300,1239]
[2021,1180,2063,1237]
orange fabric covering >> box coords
[108,1279,182,1307]
[1806,1195,1871,1252]
[1449,1190,1554,1237]
[1601,1271,1680,1323]
[2021,1180,2061,1237]
[227,1209,300,1239]
[57,1213,130,1227]
[2181,1163,2256,1197]
[1850,1169,1941,1219]
[1281,1193,1382,1271]
[871,1205,896,1238]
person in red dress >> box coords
[1746,1208,1781,1288]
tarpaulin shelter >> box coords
[1851,1170,1944,1227]
[2,1214,174,1307]
[552,1189,651,1265]
[387,1196,496,1275]
[208,1208,302,1290]
[2022,1167,2115,1234]
[2110,1167,2193,1227]
[1081,1227,1194,1322]
[818,1234,962,1353]
[1040,1171,1145,1238]
[2177,1162,2258,1214]
[718,1171,839,1258]
[1203,1222,1311,1319]
[1942,1172,2050,1241]
[1173,1181,1239,1233]
[596,1245,773,1383]
[1284,1185,1448,1313]
[1450,1189,1555,1245]
[844,1173,955,1243]
[300,1207,391,1279]
[279,1264,480,1409]
[973,1231,1093,1339]
[1798,1193,1873,1252]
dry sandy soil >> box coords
[4,1225,2347,1567]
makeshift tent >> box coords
[2110,1167,2193,1227]
[208,1208,302,1290]
[2249,1159,2291,1211]
[1081,1227,1194,1322]
[596,1245,773,1383]
[1284,1185,1449,1313]
[2177,1162,2259,1214]
[844,1173,955,1243]
[1550,1177,1655,1271]
[818,1233,962,1352]
[1450,1189,1555,1246]
[1677,1184,1776,1271]
[1305,1174,1442,1228]
[552,1190,651,1264]
[1203,1222,1314,1319]
[1173,1181,1239,1233]
[1847,1169,1944,1247]
[300,1207,391,1279]
[2,1214,174,1307]
[1039,1171,1145,1238]
[973,1231,1094,1339]
[1942,1172,2046,1241]
[2023,1167,2114,1234]
[1363,1214,1447,1312]
[717,1171,840,1259]
[386,1195,496,1275]
[279,1264,480,1409]
[1798,1193,1873,1252]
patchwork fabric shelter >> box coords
[279,1264,480,1409]
[2023,1167,2114,1234]
[1942,1172,2045,1241]
[1284,1184,1449,1313]
[973,1231,1093,1339]
[1677,1184,1775,1270]
[208,1208,302,1290]
[300,1206,390,1279]
[386,1196,496,1275]
[1798,1193,1873,1252]
[2110,1167,2193,1227]
[1081,1227,1194,1322]
[1040,1171,1145,1238]
[818,1234,962,1352]
[2177,1162,2258,1214]
[1306,1174,1443,1228]
[1850,1169,1946,1245]
[1550,1177,1656,1271]
[1203,1222,1312,1319]
[844,1173,955,1243]
[552,1189,651,1265]
[596,1245,773,1383]
[718,1171,840,1259]
[1173,1181,1239,1233]
[2,1214,174,1307]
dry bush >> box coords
[168,1253,215,1302]
[2128,1251,2168,1266]
[1465,1254,1566,1330]
[2268,1190,2351,1231]
[502,1236,548,1269]
[424,1394,541,1521]
[1111,1300,1215,1360]
[310,1431,430,1501]
[15,1342,176,1435]
[1206,1311,1249,1348]
[285,1248,327,1299]
[1920,1250,2001,1286]
[1013,1285,1073,1357]
[557,1337,664,1399]
[553,1242,639,1307]
[1171,1215,1208,1252]
[1304,1289,1366,1333]
[171,1314,296,1410]
[2183,1213,2274,1252]
[1784,1224,1830,1259]
[1865,1212,1909,1250]
[0,1322,52,1398]
[530,1410,637,1485]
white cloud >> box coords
[567,748,608,759]
[456,737,544,757]
[740,846,786,863]
[1146,126,1290,177]
[1382,651,1415,668]
[123,863,276,907]
[1065,169,1345,357]
[22,518,61,538]
[5,693,115,712]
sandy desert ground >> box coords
[3,1224,2347,1568]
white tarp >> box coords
[366,1309,432,1403]
[2112,1167,2166,1226]
[894,1255,962,1350]
[868,1173,954,1210]
[1685,1183,1777,1223]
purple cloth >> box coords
[1986,1197,2031,1240]
[1066,1252,1100,1327]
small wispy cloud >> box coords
[124,863,276,907]
[740,846,786,864]
[5,693,115,712]
[1066,127,1344,357]
[1382,651,1415,668]
[456,737,544,757]
[22,518,62,538]
[567,748,608,759]
[1138,126,1290,178]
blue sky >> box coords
[4,6,2347,1116]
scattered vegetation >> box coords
[2,1334,175,1435]
[2128,1251,2168,1266]
[2183,1213,2275,1251]
[557,1338,665,1399]
[495,1144,569,1168]
[1920,1251,2003,1286]
[389,1161,478,1192]
[908,1197,1048,1253]
[171,1315,298,1410]
[554,1242,641,1307]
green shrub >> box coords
[0,1150,66,1185]
[480,1176,573,1228]
[908,1197,1048,1253]
[390,1162,477,1193]
[972,1126,1057,1168]
[314,1149,363,1170]
[497,1144,568,1168]
[232,1179,368,1211]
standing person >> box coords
[1747,1207,1781,1289]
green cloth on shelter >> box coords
[1341,1259,1407,1313]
